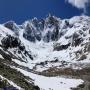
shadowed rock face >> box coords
[54,43,71,51]
[19,15,61,42]
[4,21,16,30]
[4,21,20,36]
[71,32,83,47]
[1,35,21,49]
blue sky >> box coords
[0,0,90,24]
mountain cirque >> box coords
[0,15,90,90]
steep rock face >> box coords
[22,15,61,42]
[1,35,33,61]
[4,21,20,36]
[22,18,45,42]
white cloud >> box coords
[66,0,89,12]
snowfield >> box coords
[17,68,84,90]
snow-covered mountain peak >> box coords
[4,21,19,30]
[2,15,89,59]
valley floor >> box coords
[16,68,84,90]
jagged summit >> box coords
[1,15,90,62]
[3,15,90,43]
